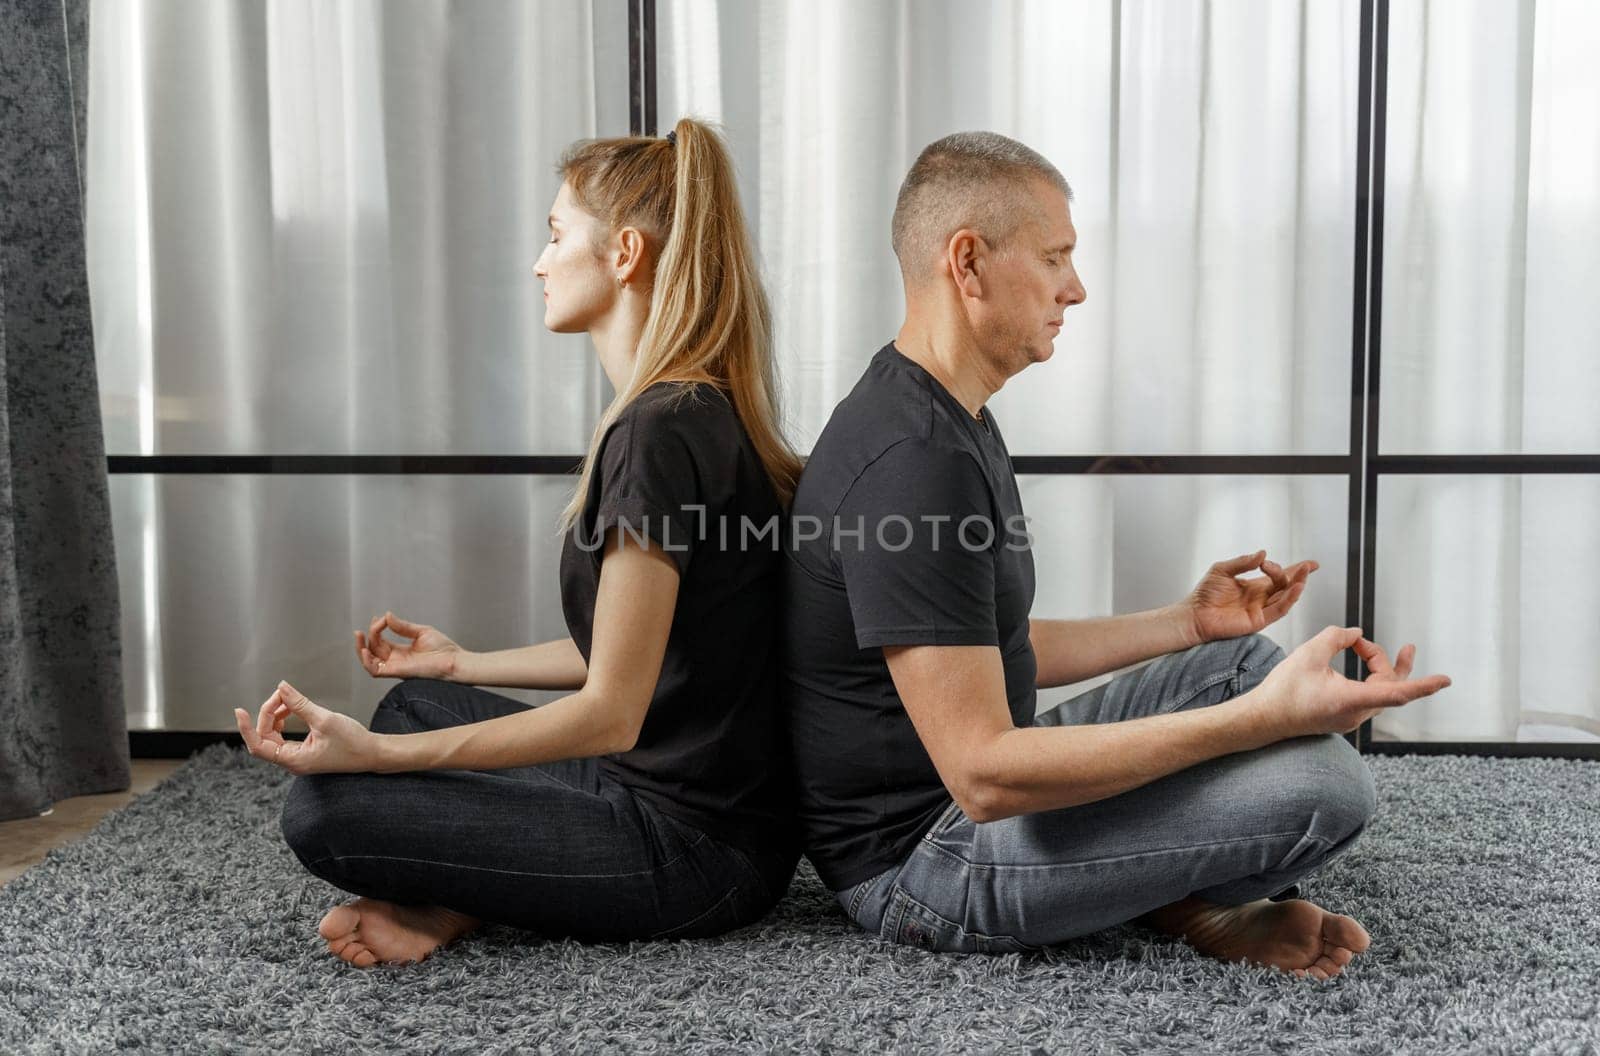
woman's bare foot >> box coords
[316,898,480,968]
[1135,894,1371,981]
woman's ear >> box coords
[613,226,649,287]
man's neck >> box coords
[892,322,1002,421]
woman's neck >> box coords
[589,292,651,393]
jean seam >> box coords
[924,799,963,840]
[402,694,474,730]
[647,883,741,941]
[897,888,1038,952]
[918,828,1315,872]
[880,887,909,941]
[1157,665,1244,715]
[728,846,776,904]
[304,829,709,880]
[847,870,880,918]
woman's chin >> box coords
[543,311,580,335]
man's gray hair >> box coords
[891,131,1073,284]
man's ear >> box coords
[946,229,986,299]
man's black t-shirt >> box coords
[783,342,1038,891]
[558,380,795,856]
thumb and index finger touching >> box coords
[1303,625,1452,699]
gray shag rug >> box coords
[2,745,1597,1055]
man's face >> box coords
[971,179,1086,377]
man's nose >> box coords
[1060,273,1086,307]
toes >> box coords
[344,943,376,968]
[1310,951,1345,979]
[319,904,362,941]
[327,934,358,956]
[1326,944,1356,969]
[1324,912,1371,953]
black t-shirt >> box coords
[783,342,1038,890]
[558,380,795,856]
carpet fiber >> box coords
[2,745,1596,1054]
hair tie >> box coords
[664,129,677,147]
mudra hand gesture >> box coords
[1180,549,1318,644]
[233,681,381,776]
[354,611,463,680]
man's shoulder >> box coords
[797,402,986,521]
[794,363,934,509]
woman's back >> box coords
[559,379,792,854]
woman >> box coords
[234,117,805,967]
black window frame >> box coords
[116,0,1600,759]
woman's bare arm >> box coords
[375,532,677,773]
[449,637,588,691]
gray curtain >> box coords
[0,0,128,821]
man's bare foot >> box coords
[1134,894,1371,981]
[316,898,480,968]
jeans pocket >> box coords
[881,886,1037,956]
[924,798,965,840]
[647,883,745,941]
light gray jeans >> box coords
[834,633,1377,954]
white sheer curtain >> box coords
[1378,0,1600,741]
[660,0,1600,740]
[87,0,626,728]
[86,0,1598,740]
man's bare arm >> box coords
[1029,605,1200,690]
[885,641,1276,823]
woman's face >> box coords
[534,181,614,334]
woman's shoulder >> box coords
[623,379,738,438]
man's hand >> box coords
[1179,549,1317,645]
[1246,626,1452,739]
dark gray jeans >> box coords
[279,678,797,942]
[835,633,1377,954]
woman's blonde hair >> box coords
[553,117,803,537]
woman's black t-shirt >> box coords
[557,380,795,856]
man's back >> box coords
[782,341,1038,891]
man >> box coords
[782,132,1451,980]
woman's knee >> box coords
[368,677,451,733]
[279,771,373,864]
[279,773,332,862]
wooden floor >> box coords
[0,759,185,888]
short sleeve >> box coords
[586,410,709,577]
[833,439,1000,649]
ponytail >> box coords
[553,117,803,538]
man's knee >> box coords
[1277,734,1377,845]
[1207,631,1285,696]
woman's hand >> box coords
[1247,626,1452,739]
[355,611,464,680]
[233,680,385,775]
[1180,549,1318,645]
